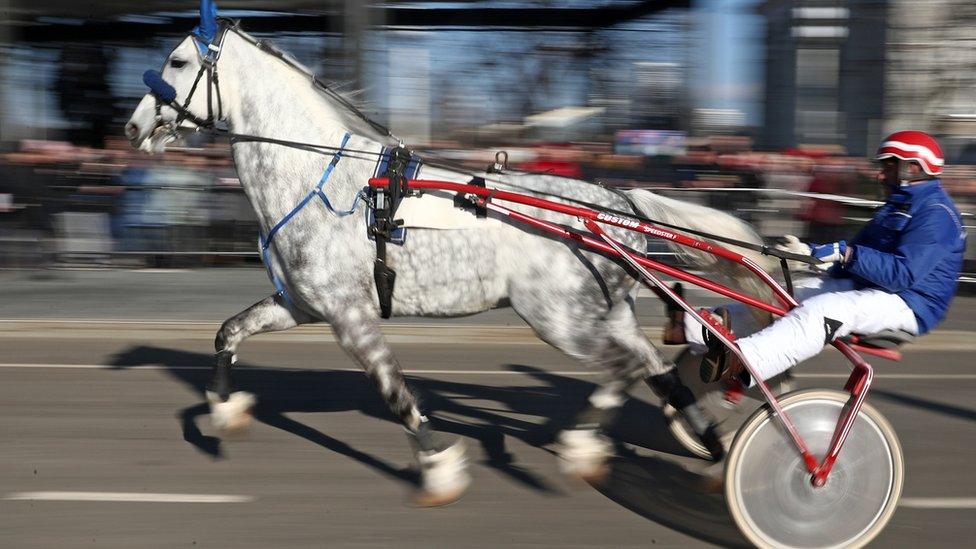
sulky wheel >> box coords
[662,347,794,460]
[724,389,904,549]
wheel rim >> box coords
[727,392,902,549]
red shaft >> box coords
[369,177,795,313]
[484,201,790,316]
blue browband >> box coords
[259,133,364,306]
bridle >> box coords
[146,21,230,133]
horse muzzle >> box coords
[125,94,178,154]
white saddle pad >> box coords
[396,190,496,230]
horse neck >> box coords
[221,32,351,146]
[218,32,368,233]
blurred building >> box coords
[759,0,886,156]
[885,0,976,161]
[692,108,747,135]
[1,1,694,148]
[632,61,686,130]
[760,0,976,160]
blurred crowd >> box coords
[1,135,974,269]
[0,137,250,267]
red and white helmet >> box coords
[875,130,944,177]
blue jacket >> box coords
[836,180,966,334]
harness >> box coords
[259,133,361,307]
[365,146,423,245]
[140,19,821,316]
[370,145,416,318]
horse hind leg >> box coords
[527,299,722,481]
[210,293,312,435]
[328,304,470,506]
[510,296,649,481]
[555,330,661,481]
[597,301,726,460]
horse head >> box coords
[125,0,225,153]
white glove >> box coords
[776,235,847,272]
[774,234,811,256]
[774,234,823,272]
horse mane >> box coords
[225,21,395,145]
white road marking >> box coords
[793,373,976,380]
[899,497,976,509]
[4,491,970,508]
[1,362,976,380]
[4,492,254,503]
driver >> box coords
[664,130,966,385]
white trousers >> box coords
[684,276,919,383]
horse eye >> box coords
[170,59,188,69]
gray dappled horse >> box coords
[125,6,775,505]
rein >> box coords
[141,20,817,268]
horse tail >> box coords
[622,188,777,324]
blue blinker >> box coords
[143,70,177,102]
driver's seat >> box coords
[841,329,915,360]
[845,329,916,349]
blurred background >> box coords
[2,5,976,547]
[0,0,974,279]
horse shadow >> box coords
[107,345,746,547]
[595,449,750,548]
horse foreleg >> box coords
[554,299,724,482]
[209,293,312,435]
[329,307,470,506]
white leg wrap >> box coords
[206,390,256,434]
[417,439,471,501]
[556,429,613,479]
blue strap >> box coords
[260,191,317,250]
[261,245,291,302]
[261,132,352,251]
[259,132,353,306]
[318,187,367,216]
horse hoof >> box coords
[220,412,254,439]
[556,429,613,485]
[206,391,256,438]
[696,461,725,494]
[576,462,610,486]
[565,462,611,487]
[416,440,470,507]
[411,485,467,508]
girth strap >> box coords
[371,145,415,318]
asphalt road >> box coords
[1,269,974,548]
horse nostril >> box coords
[125,122,140,140]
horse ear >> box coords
[193,0,219,47]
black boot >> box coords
[662,283,686,345]
[646,368,724,461]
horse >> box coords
[125,7,776,506]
